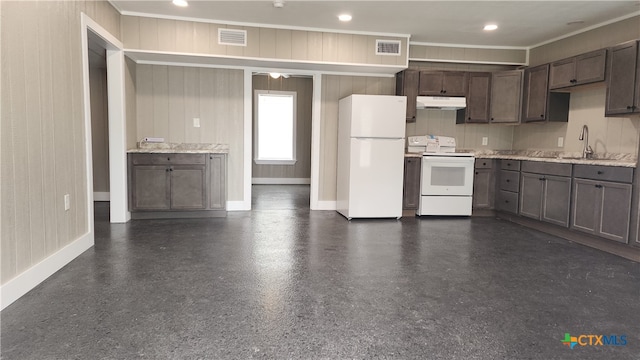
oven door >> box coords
[421,156,475,196]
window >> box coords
[254,90,297,165]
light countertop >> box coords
[128,142,229,154]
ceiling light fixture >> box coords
[269,72,282,79]
[338,14,352,22]
[172,0,188,7]
[483,24,498,31]
[273,0,285,8]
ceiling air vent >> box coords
[376,39,401,56]
[218,28,247,46]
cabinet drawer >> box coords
[130,153,206,165]
[521,161,572,177]
[573,164,633,183]
[500,170,520,192]
[497,190,519,214]
[475,159,493,169]
[500,160,520,171]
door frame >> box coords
[81,13,129,224]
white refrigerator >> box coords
[336,94,407,219]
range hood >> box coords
[416,96,466,110]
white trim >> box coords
[310,74,322,210]
[242,69,253,211]
[93,192,110,201]
[410,41,528,51]
[117,10,412,40]
[227,201,250,211]
[315,201,337,211]
[252,178,311,185]
[125,49,403,75]
[0,232,93,310]
[528,11,640,50]
[408,57,527,66]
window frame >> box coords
[253,90,297,165]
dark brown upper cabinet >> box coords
[490,70,523,124]
[396,70,419,122]
[605,40,640,116]
[458,72,491,124]
[522,64,569,123]
[549,49,607,90]
[418,71,467,96]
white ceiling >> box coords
[111,1,640,48]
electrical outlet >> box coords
[193,118,200,128]
[558,137,564,147]
[64,194,70,211]
[482,137,488,146]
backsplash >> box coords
[405,108,514,150]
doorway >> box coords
[251,73,313,210]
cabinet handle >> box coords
[169,168,173,172]
[597,170,603,174]
[167,157,170,161]
[491,118,494,121]
[483,162,486,166]
[505,200,509,203]
[539,177,546,181]
[507,163,511,167]
[506,179,510,183]
[468,117,471,120]
[595,184,602,188]
[540,114,544,118]
[475,171,478,175]
[628,106,633,110]
[443,90,447,94]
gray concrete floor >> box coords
[2,185,639,359]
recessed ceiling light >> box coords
[338,14,352,22]
[483,24,498,31]
[172,0,188,7]
[273,0,285,8]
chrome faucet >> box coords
[579,125,593,159]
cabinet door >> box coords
[519,172,543,220]
[599,182,632,243]
[541,175,571,227]
[473,168,492,209]
[442,72,467,96]
[403,157,421,210]
[465,72,491,123]
[418,71,444,96]
[575,49,607,86]
[209,154,227,210]
[549,57,575,89]
[170,165,207,210]
[522,64,550,122]
[605,40,638,116]
[571,178,599,235]
[131,166,171,210]
[490,70,522,123]
[396,70,419,122]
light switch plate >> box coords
[482,137,488,146]
[557,137,564,147]
[193,118,200,128]
[64,194,70,211]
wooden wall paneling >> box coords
[291,30,308,61]
[225,25,245,57]
[307,31,323,61]
[136,65,154,139]
[275,29,292,59]
[152,65,170,139]
[337,33,353,63]
[199,68,215,143]
[322,32,338,62]
[366,36,380,64]
[125,58,138,149]
[351,35,367,64]
[138,17,159,51]
[351,76,367,95]
[244,27,260,58]
[168,66,186,143]
[259,27,276,59]
[157,19,177,52]
[90,67,109,193]
[121,16,140,49]
[193,21,210,54]
[208,23,226,55]
[175,20,194,53]
[183,67,200,143]
[397,38,408,65]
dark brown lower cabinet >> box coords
[519,172,571,227]
[571,178,632,243]
[403,157,421,210]
[473,159,494,209]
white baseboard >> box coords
[252,178,311,185]
[227,200,251,211]
[93,192,110,201]
[312,201,337,211]
[1,232,94,311]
